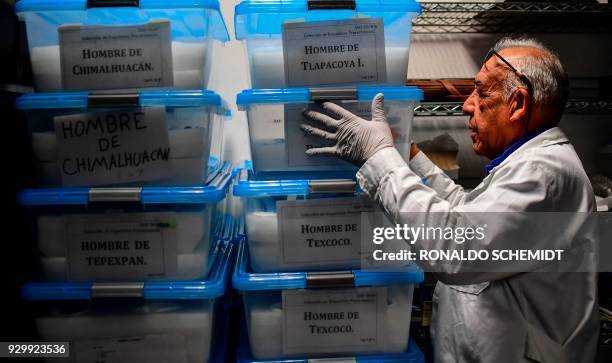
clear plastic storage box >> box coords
[237,86,422,180]
[17,90,226,187]
[233,241,424,360]
[21,239,234,363]
[234,176,387,272]
[17,169,232,282]
[15,0,229,91]
[235,0,421,88]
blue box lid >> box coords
[17,166,232,206]
[15,0,229,42]
[232,239,423,291]
[236,86,423,110]
[218,214,235,242]
[207,159,234,185]
[233,179,309,198]
[233,177,364,198]
[21,239,234,301]
[235,0,421,40]
[235,216,246,240]
[210,213,235,246]
[232,160,253,179]
[16,90,225,110]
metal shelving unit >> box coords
[413,2,612,33]
[566,99,612,114]
[411,3,612,114]
[414,100,612,116]
[414,102,465,117]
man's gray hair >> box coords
[493,37,569,123]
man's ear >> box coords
[509,88,529,124]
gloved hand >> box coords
[301,93,394,167]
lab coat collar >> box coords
[484,127,568,176]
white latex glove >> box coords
[301,93,394,167]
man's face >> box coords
[462,50,515,160]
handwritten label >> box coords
[65,213,177,281]
[282,287,387,355]
[73,334,188,363]
[283,18,386,86]
[54,107,171,186]
[59,20,173,90]
[277,197,375,267]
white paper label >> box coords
[54,107,171,186]
[286,103,372,167]
[65,212,177,281]
[59,20,173,90]
[277,197,375,266]
[283,18,386,87]
[282,287,387,355]
[73,334,188,363]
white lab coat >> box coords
[356,127,599,363]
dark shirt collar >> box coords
[484,128,551,176]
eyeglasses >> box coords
[483,49,533,132]
[483,49,533,95]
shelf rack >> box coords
[414,100,612,116]
[413,2,612,34]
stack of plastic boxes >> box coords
[21,239,234,363]
[233,0,425,360]
[15,1,234,361]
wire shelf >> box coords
[414,100,612,116]
[414,2,612,33]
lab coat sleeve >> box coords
[357,147,586,285]
[408,151,467,208]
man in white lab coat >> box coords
[302,37,599,362]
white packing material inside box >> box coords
[21,240,234,363]
[232,241,424,360]
[236,86,423,180]
[16,0,229,91]
[17,90,225,187]
[17,170,231,282]
[234,0,421,88]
